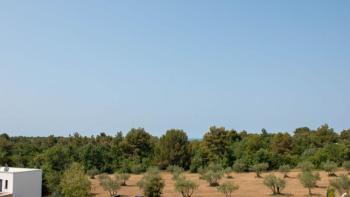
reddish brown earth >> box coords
[91,170,347,197]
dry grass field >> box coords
[91,170,347,197]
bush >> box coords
[278,165,291,178]
[168,165,184,180]
[197,167,205,179]
[116,173,130,186]
[203,170,224,186]
[342,161,350,174]
[98,173,121,196]
[321,161,337,176]
[250,163,269,178]
[329,174,350,195]
[86,168,99,179]
[232,160,246,173]
[131,164,145,174]
[202,163,224,186]
[224,167,233,178]
[217,181,239,197]
[175,175,198,197]
[60,163,92,197]
[297,161,315,172]
[263,174,286,195]
[298,171,320,195]
[137,167,165,197]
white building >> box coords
[0,167,42,197]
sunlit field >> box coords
[91,170,347,197]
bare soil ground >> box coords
[91,170,347,197]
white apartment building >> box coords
[0,167,42,197]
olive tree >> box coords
[202,163,224,186]
[342,161,350,174]
[116,173,130,186]
[329,174,350,195]
[98,173,121,196]
[60,163,92,197]
[321,161,337,176]
[250,163,269,178]
[298,171,321,195]
[175,175,198,197]
[278,165,291,178]
[297,161,314,172]
[137,167,165,197]
[224,167,233,179]
[217,181,239,197]
[263,174,286,195]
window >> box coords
[5,180,7,189]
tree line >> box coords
[0,124,350,196]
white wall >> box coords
[12,170,42,197]
[0,172,14,193]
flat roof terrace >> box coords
[0,167,41,173]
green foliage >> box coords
[217,181,239,197]
[297,161,315,172]
[86,168,99,179]
[321,161,337,176]
[98,173,121,196]
[116,172,130,186]
[343,161,350,173]
[137,167,165,197]
[202,163,224,186]
[298,171,321,195]
[224,167,233,178]
[329,174,350,195]
[168,165,184,180]
[156,129,191,169]
[263,174,286,195]
[130,163,146,174]
[60,163,92,197]
[278,164,291,178]
[232,159,247,173]
[250,163,269,178]
[175,175,198,197]
[327,187,335,197]
[2,124,350,196]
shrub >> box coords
[60,163,92,197]
[86,168,99,179]
[263,174,286,195]
[298,171,321,195]
[278,165,291,178]
[327,187,335,197]
[197,167,205,179]
[224,167,233,178]
[116,173,130,186]
[342,161,350,174]
[175,175,198,197]
[131,163,145,174]
[297,161,315,172]
[202,170,224,186]
[98,173,121,196]
[250,163,269,178]
[232,160,246,173]
[202,163,224,186]
[321,161,337,176]
[169,165,184,180]
[137,167,165,197]
[217,181,239,197]
[329,174,350,195]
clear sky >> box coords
[0,1,349,138]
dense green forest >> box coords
[1,124,350,196]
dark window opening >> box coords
[5,180,8,189]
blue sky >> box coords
[0,1,349,138]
